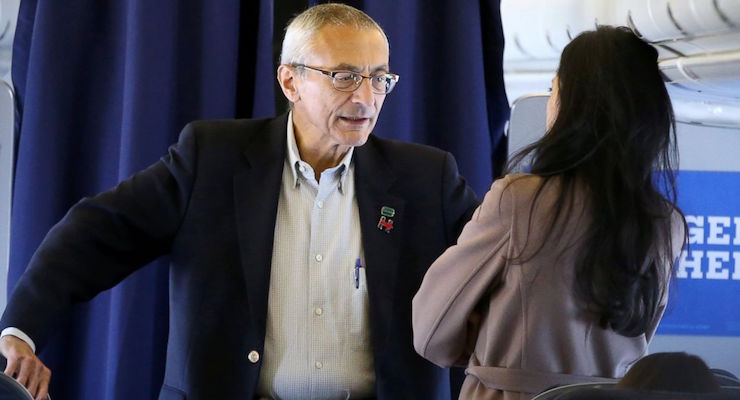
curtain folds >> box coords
[7,0,506,398]
[362,0,509,195]
[10,1,268,398]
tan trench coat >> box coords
[413,174,685,400]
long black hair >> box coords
[507,26,684,337]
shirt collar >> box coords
[286,111,354,190]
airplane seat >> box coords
[505,93,549,164]
[533,385,740,400]
[0,372,49,400]
[531,370,740,400]
[0,357,50,400]
[710,369,740,388]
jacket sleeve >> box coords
[0,123,200,351]
[440,152,480,245]
[413,176,515,367]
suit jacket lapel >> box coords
[233,114,288,331]
[354,136,405,349]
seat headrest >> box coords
[550,387,740,400]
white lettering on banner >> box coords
[676,214,739,281]
[687,215,704,245]
[677,250,705,279]
[707,216,731,245]
[706,251,730,280]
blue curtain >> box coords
[358,0,509,195]
[8,0,506,398]
[9,0,272,398]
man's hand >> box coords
[0,335,50,400]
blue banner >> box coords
[658,170,740,336]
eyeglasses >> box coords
[294,64,400,94]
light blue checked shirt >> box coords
[256,113,374,399]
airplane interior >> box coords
[502,0,740,378]
[0,0,738,398]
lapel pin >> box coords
[377,206,395,233]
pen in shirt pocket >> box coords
[354,258,362,289]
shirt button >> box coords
[316,201,323,208]
[315,361,323,369]
[314,307,323,316]
[315,254,323,262]
[299,165,306,172]
[247,350,260,363]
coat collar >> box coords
[233,113,288,331]
[233,116,405,348]
[354,136,406,349]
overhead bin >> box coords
[661,50,740,99]
[501,0,740,127]
[626,0,739,41]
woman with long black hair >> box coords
[412,26,687,400]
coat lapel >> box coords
[354,137,405,349]
[233,114,288,331]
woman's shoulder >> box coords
[488,173,584,225]
[493,172,539,189]
[478,174,552,219]
[491,173,557,200]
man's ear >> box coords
[277,65,300,103]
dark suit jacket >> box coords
[1,113,478,399]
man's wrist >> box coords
[0,327,37,353]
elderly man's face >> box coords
[291,25,389,149]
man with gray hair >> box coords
[0,4,477,399]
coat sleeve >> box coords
[440,152,480,245]
[0,123,200,350]
[413,176,515,367]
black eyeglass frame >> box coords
[293,64,400,94]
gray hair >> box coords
[280,3,389,65]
